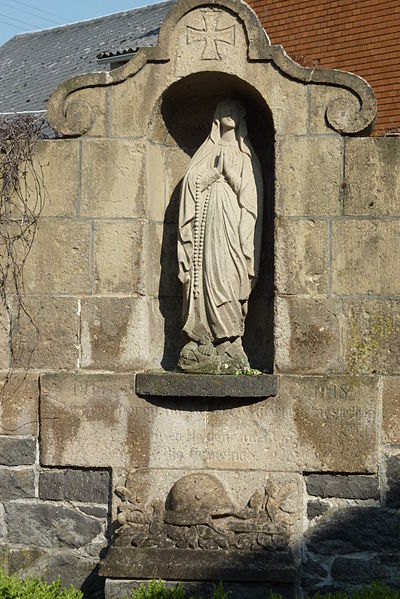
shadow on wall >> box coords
[153,71,275,372]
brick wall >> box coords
[248,0,400,135]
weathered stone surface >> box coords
[39,469,110,503]
[147,297,182,371]
[68,86,108,137]
[275,297,340,373]
[0,544,9,572]
[301,557,329,592]
[343,300,400,375]
[78,505,108,519]
[100,547,297,582]
[14,297,79,370]
[93,221,145,294]
[207,376,378,472]
[165,147,190,223]
[0,436,36,465]
[111,67,164,138]
[5,502,102,548]
[40,373,206,469]
[29,140,79,217]
[42,371,378,473]
[23,221,90,294]
[0,468,35,500]
[9,548,102,597]
[259,66,308,136]
[80,297,150,371]
[80,140,146,217]
[136,372,277,398]
[289,376,378,473]
[331,556,390,583]
[386,454,400,508]
[306,506,400,555]
[383,377,400,443]
[148,143,165,222]
[0,504,6,541]
[148,223,180,297]
[275,137,341,215]
[306,474,379,499]
[344,138,400,216]
[0,374,38,435]
[0,309,9,370]
[332,221,400,295]
[275,218,329,296]
[104,579,295,599]
[307,500,330,520]
[309,86,357,135]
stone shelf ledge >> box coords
[135,372,277,398]
[100,547,296,581]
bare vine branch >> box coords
[0,114,47,398]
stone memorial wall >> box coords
[0,0,399,597]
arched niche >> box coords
[149,71,274,372]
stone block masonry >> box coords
[1,0,399,596]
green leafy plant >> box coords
[310,582,400,599]
[125,580,400,599]
[126,580,232,599]
[0,568,82,598]
[235,367,263,375]
[127,580,190,598]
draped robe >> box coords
[177,103,263,343]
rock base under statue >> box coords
[100,546,297,580]
[104,579,296,599]
[136,372,277,398]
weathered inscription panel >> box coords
[40,374,378,472]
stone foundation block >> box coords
[39,468,110,503]
[307,500,329,520]
[306,506,400,555]
[331,556,389,584]
[0,436,36,466]
[5,502,102,548]
[306,474,379,499]
[0,469,35,500]
[8,547,102,596]
[385,454,400,508]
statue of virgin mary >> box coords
[177,98,263,374]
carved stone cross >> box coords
[187,13,235,60]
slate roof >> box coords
[0,0,177,114]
